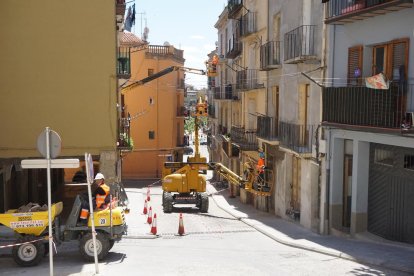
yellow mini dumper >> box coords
[0,196,127,267]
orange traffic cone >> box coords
[150,213,157,235]
[143,199,148,215]
[147,187,151,202]
[147,206,153,224]
[178,213,185,236]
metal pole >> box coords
[85,153,99,273]
[46,127,54,276]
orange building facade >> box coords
[121,36,186,178]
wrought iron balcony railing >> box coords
[117,47,131,79]
[213,84,236,100]
[236,69,264,91]
[279,121,316,154]
[118,117,132,151]
[240,12,257,37]
[228,0,243,19]
[222,136,240,157]
[226,32,242,59]
[260,41,282,71]
[230,126,258,151]
[323,82,414,130]
[324,0,413,24]
[257,115,279,140]
[284,25,318,64]
[208,105,216,118]
[177,106,188,117]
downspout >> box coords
[320,2,330,235]
[266,0,270,116]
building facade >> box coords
[121,43,186,178]
[322,0,414,243]
[0,0,128,212]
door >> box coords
[298,84,309,146]
[343,155,353,229]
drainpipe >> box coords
[320,2,330,235]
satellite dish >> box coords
[163,41,170,46]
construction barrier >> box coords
[178,213,185,236]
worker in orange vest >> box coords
[256,151,265,186]
[79,173,110,225]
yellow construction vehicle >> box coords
[0,196,127,266]
[161,97,273,213]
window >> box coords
[148,69,154,76]
[374,148,393,166]
[372,38,409,81]
[149,131,155,140]
[347,45,363,85]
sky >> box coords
[128,0,227,89]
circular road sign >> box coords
[37,129,62,158]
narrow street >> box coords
[0,175,409,275]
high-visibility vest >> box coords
[257,158,265,173]
[80,208,89,219]
[96,184,110,208]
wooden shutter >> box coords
[390,38,409,81]
[348,45,363,85]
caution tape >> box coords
[0,236,47,249]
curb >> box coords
[209,191,414,274]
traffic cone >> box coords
[150,213,157,235]
[178,213,185,236]
[143,199,148,215]
[147,187,151,202]
[147,206,153,224]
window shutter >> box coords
[391,39,408,81]
[347,45,363,85]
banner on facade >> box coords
[365,73,389,90]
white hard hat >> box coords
[94,173,105,180]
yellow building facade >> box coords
[0,0,127,212]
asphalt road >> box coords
[0,182,408,275]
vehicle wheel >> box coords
[12,236,45,267]
[108,239,115,250]
[79,232,110,262]
[199,193,209,213]
[163,192,173,213]
[162,191,165,206]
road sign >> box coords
[37,129,61,158]
[21,159,79,169]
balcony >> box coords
[213,84,237,100]
[231,126,258,151]
[118,117,132,151]
[226,32,242,59]
[218,124,229,135]
[146,45,185,63]
[208,105,216,119]
[228,0,243,19]
[236,69,264,91]
[322,82,413,131]
[116,0,126,16]
[260,41,282,71]
[240,12,257,37]
[279,121,316,154]
[117,47,131,79]
[257,115,279,141]
[324,0,413,25]
[222,136,240,157]
[284,25,318,64]
[177,106,188,117]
